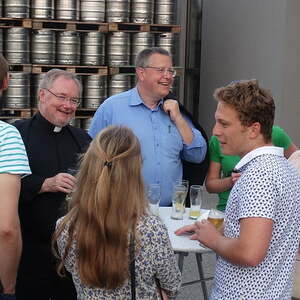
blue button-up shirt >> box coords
[89,87,207,206]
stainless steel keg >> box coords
[3,73,31,108]
[131,32,155,65]
[31,30,56,64]
[0,29,3,56]
[57,31,81,65]
[131,0,154,24]
[83,75,107,109]
[56,0,79,20]
[107,32,130,66]
[81,32,105,66]
[108,74,131,97]
[4,0,30,18]
[0,1,2,17]
[80,0,105,22]
[155,0,175,24]
[81,118,93,131]
[31,73,45,108]
[31,0,54,19]
[106,0,130,23]
[4,28,30,64]
[156,33,179,65]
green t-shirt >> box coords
[209,125,292,211]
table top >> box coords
[158,207,212,253]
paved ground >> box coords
[176,190,218,300]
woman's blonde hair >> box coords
[54,125,148,289]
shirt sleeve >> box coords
[0,124,31,176]
[88,100,113,139]
[181,117,207,164]
[209,136,222,163]
[150,217,182,299]
[271,126,292,150]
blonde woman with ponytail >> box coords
[53,125,181,299]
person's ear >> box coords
[249,122,261,139]
[136,67,145,82]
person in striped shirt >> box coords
[0,54,31,300]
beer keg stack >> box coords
[0,0,181,130]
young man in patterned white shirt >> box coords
[176,79,300,300]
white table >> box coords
[158,207,213,300]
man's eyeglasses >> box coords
[44,88,81,106]
[143,66,176,78]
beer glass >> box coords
[147,184,161,216]
[189,185,202,219]
[207,209,225,229]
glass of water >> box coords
[171,184,187,220]
[189,185,202,219]
[147,184,161,216]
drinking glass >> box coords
[171,184,187,220]
[147,184,161,216]
[189,185,202,219]
[174,179,189,209]
[207,209,225,229]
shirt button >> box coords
[156,143,159,146]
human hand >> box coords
[163,99,182,122]
[174,223,197,236]
[231,171,241,185]
[40,173,77,194]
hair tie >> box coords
[104,161,112,168]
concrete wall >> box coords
[198,0,300,145]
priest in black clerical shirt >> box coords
[14,69,91,300]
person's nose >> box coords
[212,123,221,137]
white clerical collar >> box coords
[53,126,62,132]
[234,146,284,171]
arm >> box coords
[205,161,241,193]
[176,217,273,267]
[284,142,298,158]
[0,174,21,294]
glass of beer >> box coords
[171,184,187,220]
[147,184,161,216]
[207,209,225,229]
[189,185,202,219]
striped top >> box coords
[0,120,31,176]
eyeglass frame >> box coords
[142,66,176,78]
[43,88,81,106]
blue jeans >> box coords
[0,294,16,300]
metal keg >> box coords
[81,32,105,66]
[3,73,30,108]
[31,0,54,19]
[107,32,130,66]
[131,0,154,24]
[83,75,107,109]
[108,74,131,97]
[69,118,81,128]
[0,1,2,17]
[31,30,56,64]
[0,29,3,55]
[56,0,79,20]
[4,0,30,18]
[131,32,155,65]
[4,28,30,64]
[4,119,22,125]
[80,0,105,22]
[106,0,130,23]
[57,31,80,65]
[155,0,175,24]
[81,118,92,131]
[156,33,179,65]
[31,73,45,107]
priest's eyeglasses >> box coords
[143,66,176,78]
[44,89,81,106]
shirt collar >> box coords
[129,87,163,109]
[234,146,284,171]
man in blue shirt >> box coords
[89,47,207,206]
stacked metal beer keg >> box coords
[1,0,179,130]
